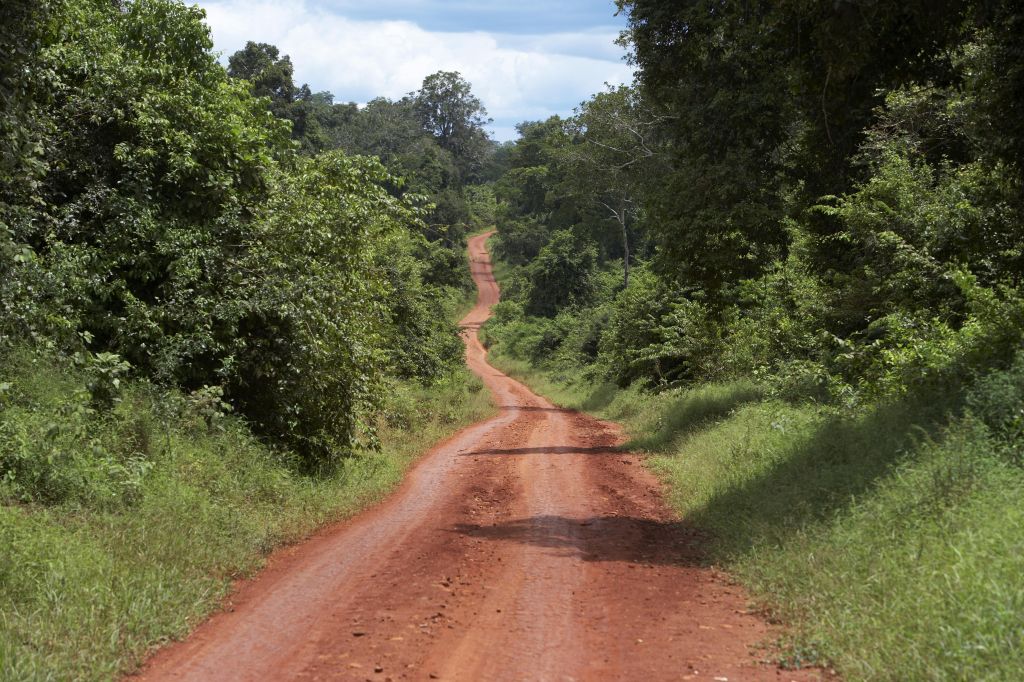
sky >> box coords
[194,0,634,141]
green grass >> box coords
[487,343,1024,680]
[0,352,494,681]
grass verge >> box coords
[484,343,1024,680]
[0,350,494,681]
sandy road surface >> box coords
[137,232,818,681]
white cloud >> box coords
[198,0,632,140]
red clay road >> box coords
[137,232,820,681]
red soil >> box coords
[135,232,821,681]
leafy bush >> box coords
[493,216,552,266]
[523,230,598,317]
[597,267,724,386]
[966,350,1024,464]
[1,348,153,507]
[228,152,425,463]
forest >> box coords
[481,1,1024,678]
[2,0,1024,679]
[1,1,498,677]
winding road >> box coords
[138,232,817,681]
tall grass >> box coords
[0,351,493,681]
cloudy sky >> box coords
[194,0,634,141]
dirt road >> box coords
[138,232,817,681]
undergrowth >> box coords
[487,342,1024,680]
[0,348,493,681]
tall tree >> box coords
[616,0,795,295]
[227,41,297,108]
[414,71,492,180]
[0,0,52,239]
[561,86,665,288]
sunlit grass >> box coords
[495,356,1024,680]
[0,356,494,681]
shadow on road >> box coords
[449,514,707,567]
[462,445,623,456]
[496,405,574,413]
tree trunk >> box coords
[619,206,630,288]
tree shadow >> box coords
[626,381,765,452]
[686,389,960,561]
[496,406,574,413]
[449,514,707,567]
[461,445,623,456]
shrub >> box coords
[229,152,423,464]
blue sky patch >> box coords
[197,0,633,141]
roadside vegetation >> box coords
[481,1,1024,679]
[494,353,1024,679]
[0,354,491,680]
[5,0,1024,679]
[1,1,499,679]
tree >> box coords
[561,86,665,288]
[234,152,424,461]
[617,0,981,295]
[227,41,365,154]
[227,41,297,108]
[414,71,492,180]
[525,231,598,317]
[616,0,797,295]
[0,0,52,239]
[4,0,291,384]
[491,117,576,265]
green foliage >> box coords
[598,268,724,386]
[0,344,494,680]
[414,71,493,182]
[0,0,52,235]
[523,231,598,317]
[0,1,475,468]
[492,117,577,264]
[560,85,665,287]
[0,350,151,508]
[464,184,497,228]
[4,0,291,376]
[230,152,423,462]
[617,0,793,292]
[227,41,298,108]
[378,235,466,382]
[493,216,551,266]
[966,350,1024,464]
